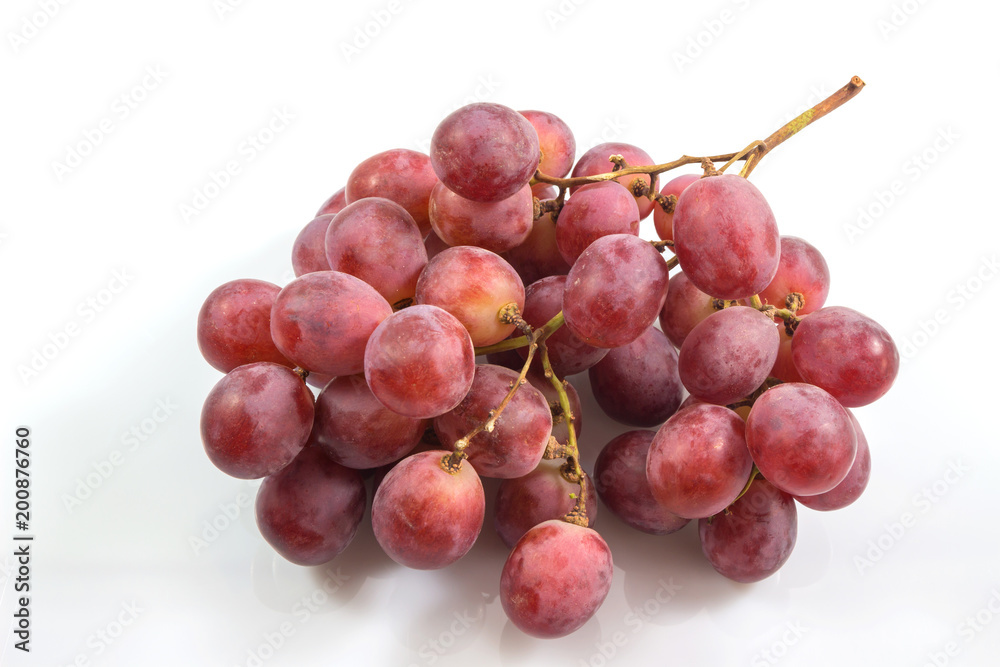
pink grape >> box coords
[758,236,830,314]
[516,275,608,376]
[647,404,753,519]
[500,520,613,638]
[372,450,485,569]
[658,271,717,348]
[428,181,533,253]
[571,142,658,219]
[594,430,689,535]
[502,209,572,285]
[364,304,475,419]
[312,374,426,469]
[673,174,780,299]
[678,306,780,405]
[415,246,525,347]
[434,364,552,478]
[699,478,797,583]
[494,460,597,548]
[520,110,576,178]
[562,234,670,348]
[270,271,392,376]
[795,410,871,511]
[345,148,439,235]
[588,325,683,427]
[255,444,365,565]
[324,197,428,304]
[790,306,899,407]
[197,279,292,373]
[770,325,803,383]
[201,362,313,479]
[291,214,334,277]
[652,173,700,242]
[555,181,640,265]
[315,187,347,217]
[746,383,857,496]
[430,103,540,202]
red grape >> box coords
[371,450,484,569]
[746,383,857,496]
[795,410,871,511]
[255,444,365,565]
[519,110,575,178]
[434,364,552,479]
[555,181,640,265]
[594,430,689,535]
[345,149,438,235]
[647,404,753,519]
[502,209,572,286]
[699,478,797,583]
[678,306,780,405]
[494,460,597,548]
[673,174,780,299]
[430,103,540,202]
[428,181,533,253]
[201,362,313,479]
[588,326,683,427]
[525,371,582,446]
[652,173,700,242]
[312,374,426,469]
[197,279,292,373]
[758,236,830,315]
[790,306,899,407]
[270,271,392,376]
[324,197,428,304]
[571,142,658,219]
[500,520,613,638]
[315,187,347,217]
[364,304,475,419]
[562,234,670,348]
[291,214,334,277]
[658,271,717,348]
[770,325,803,383]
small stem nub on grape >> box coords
[653,192,676,214]
[785,292,805,312]
[293,367,310,382]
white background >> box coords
[2,0,999,665]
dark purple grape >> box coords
[647,404,753,519]
[371,450,484,569]
[678,306,780,405]
[201,362,313,479]
[255,444,365,565]
[291,214,334,277]
[562,234,670,348]
[746,383,857,496]
[197,279,292,373]
[434,365,551,479]
[364,305,475,419]
[345,149,439,235]
[588,325,683,427]
[791,306,899,407]
[795,409,871,511]
[699,478,797,583]
[428,181,533,253]
[494,461,597,548]
[430,103,540,202]
[325,197,427,304]
[270,271,392,376]
[594,430,689,535]
[673,174,780,299]
[312,374,427,469]
[555,181,640,265]
[500,520,613,638]
[517,275,608,376]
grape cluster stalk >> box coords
[196,75,898,638]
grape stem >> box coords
[473,310,565,356]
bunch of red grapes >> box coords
[197,95,897,639]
